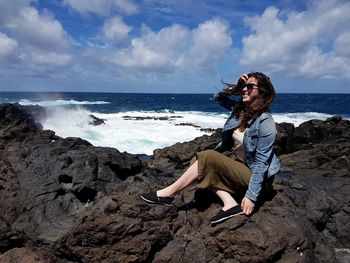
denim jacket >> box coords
[214,93,280,201]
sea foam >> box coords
[18,99,110,107]
[41,107,224,155]
[39,106,342,155]
[272,112,334,127]
[10,96,347,154]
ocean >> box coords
[1,92,349,155]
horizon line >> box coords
[1,90,350,95]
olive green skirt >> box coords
[192,149,252,196]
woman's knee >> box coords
[198,150,223,165]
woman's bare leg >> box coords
[215,189,238,210]
[157,160,198,197]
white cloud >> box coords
[190,18,232,68]
[334,32,350,56]
[0,1,70,53]
[240,0,350,79]
[63,0,111,16]
[0,0,31,24]
[0,2,74,77]
[10,7,70,51]
[0,33,18,58]
[114,0,138,15]
[107,18,232,72]
[298,47,350,79]
[63,0,138,16]
[111,23,189,71]
[26,51,73,67]
[102,16,132,45]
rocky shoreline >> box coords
[0,103,349,262]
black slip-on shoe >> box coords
[210,205,244,224]
[141,191,174,205]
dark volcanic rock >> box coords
[275,116,350,154]
[275,122,295,155]
[0,103,43,140]
[89,114,105,126]
[145,130,221,183]
[0,103,349,262]
[153,130,221,165]
[0,104,142,251]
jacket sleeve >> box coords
[213,92,238,111]
[245,116,276,201]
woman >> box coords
[141,72,280,224]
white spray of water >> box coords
[18,98,341,155]
[41,107,225,154]
[272,112,334,127]
[19,99,110,107]
[40,107,337,155]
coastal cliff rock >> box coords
[0,103,349,263]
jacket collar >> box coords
[247,117,256,127]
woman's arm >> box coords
[213,90,237,111]
[245,115,277,202]
[214,74,248,110]
[241,115,276,215]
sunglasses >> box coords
[243,83,259,92]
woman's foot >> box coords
[210,205,243,224]
[140,191,174,205]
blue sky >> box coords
[0,0,349,93]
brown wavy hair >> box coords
[231,72,276,131]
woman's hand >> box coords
[241,197,255,215]
[239,73,249,83]
[234,73,249,93]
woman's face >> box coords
[242,77,259,104]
